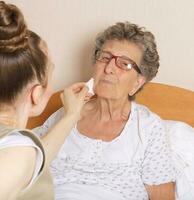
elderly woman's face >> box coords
[93,39,145,100]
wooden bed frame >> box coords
[27,82,194,129]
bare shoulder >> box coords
[0,146,37,199]
[0,145,36,162]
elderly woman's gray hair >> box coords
[93,22,160,82]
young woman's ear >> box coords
[30,85,44,105]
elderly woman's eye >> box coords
[120,61,132,69]
[122,62,129,66]
[100,55,110,62]
[126,63,132,70]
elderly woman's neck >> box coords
[96,97,131,121]
[0,103,28,129]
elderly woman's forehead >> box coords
[101,40,143,59]
[102,39,141,50]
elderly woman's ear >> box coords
[129,75,146,96]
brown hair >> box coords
[0,1,47,103]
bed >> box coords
[27,82,194,129]
[26,82,194,199]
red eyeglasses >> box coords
[95,50,141,74]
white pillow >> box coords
[164,120,194,200]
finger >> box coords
[86,93,94,97]
[89,94,97,100]
[69,82,86,93]
[84,96,92,102]
[86,94,97,101]
[85,93,93,99]
[78,86,89,100]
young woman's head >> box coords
[0,1,53,116]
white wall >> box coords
[8,0,194,91]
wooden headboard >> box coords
[27,82,194,129]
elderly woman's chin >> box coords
[94,87,121,100]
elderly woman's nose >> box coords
[104,58,115,74]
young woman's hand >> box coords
[60,82,89,120]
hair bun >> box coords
[0,1,28,52]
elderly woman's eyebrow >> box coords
[120,55,133,60]
[102,50,133,60]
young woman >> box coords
[0,1,88,199]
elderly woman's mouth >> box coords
[100,79,114,84]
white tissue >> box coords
[86,78,94,95]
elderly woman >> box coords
[36,22,176,200]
